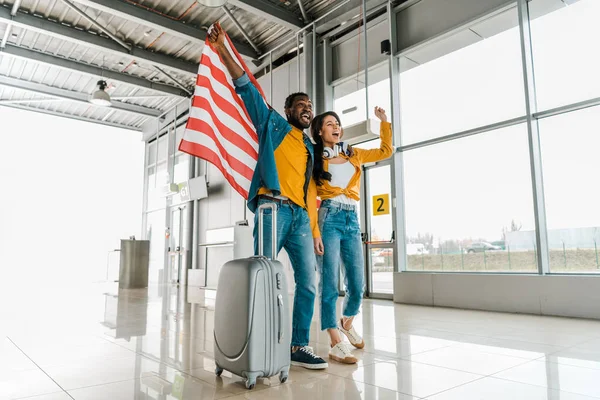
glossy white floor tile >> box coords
[0,338,37,374]
[405,346,532,375]
[424,377,598,400]
[44,354,184,391]
[493,359,600,398]
[67,375,234,400]
[3,282,600,400]
[225,373,418,400]
[17,393,73,400]
[349,360,482,398]
[451,337,566,360]
[0,369,63,400]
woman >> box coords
[312,107,393,364]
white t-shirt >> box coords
[327,161,358,206]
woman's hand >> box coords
[374,106,387,122]
[314,237,324,255]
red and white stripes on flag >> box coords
[179,28,267,199]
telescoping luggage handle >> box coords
[257,203,277,260]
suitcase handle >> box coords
[257,203,278,259]
[277,294,284,343]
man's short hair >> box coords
[284,92,309,109]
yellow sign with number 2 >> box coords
[372,194,390,216]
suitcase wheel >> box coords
[245,372,260,390]
[215,366,223,377]
[279,371,288,383]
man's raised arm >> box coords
[208,23,244,80]
[208,23,270,133]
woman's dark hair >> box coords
[311,111,341,186]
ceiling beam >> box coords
[0,6,199,76]
[0,75,161,118]
[227,0,304,31]
[1,23,10,48]
[11,0,23,16]
[314,0,388,34]
[0,102,143,130]
[71,0,259,59]
[59,0,132,51]
[1,45,188,98]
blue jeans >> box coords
[254,198,317,347]
[317,200,365,331]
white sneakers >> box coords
[338,318,365,349]
[328,342,358,364]
[328,319,365,365]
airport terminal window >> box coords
[169,155,190,206]
[399,6,525,145]
[147,142,156,165]
[146,209,166,283]
[529,0,600,111]
[539,106,600,273]
[147,162,168,211]
[354,139,382,150]
[403,124,537,272]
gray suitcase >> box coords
[213,203,291,389]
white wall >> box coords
[394,273,600,319]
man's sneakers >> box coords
[329,342,358,364]
[291,346,328,370]
[338,318,365,349]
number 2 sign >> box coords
[372,194,390,216]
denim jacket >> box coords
[234,73,315,213]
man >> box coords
[208,24,327,370]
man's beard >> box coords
[288,113,311,130]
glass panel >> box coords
[169,155,190,205]
[334,79,391,127]
[173,155,189,183]
[366,165,393,242]
[370,247,393,294]
[539,106,600,273]
[157,136,168,163]
[169,207,182,283]
[403,124,537,272]
[530,0,600,111]
[147,142,156,165]
[205,227,234,243]
[176,126,185,147]
[146,209,166,283]
[147,162,168,211]
[354,139,382,150]
[399,6,525,145]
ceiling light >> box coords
[90,80,111,107]
[196,0,228,7]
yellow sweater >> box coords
[258,126,320,237]
[317,121,393,202]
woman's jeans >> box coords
[317,200,365,331]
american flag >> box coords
[179,27,266,199]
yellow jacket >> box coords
[258,126,321,238]
[317,121,393,201]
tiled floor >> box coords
[2,282,600,399]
